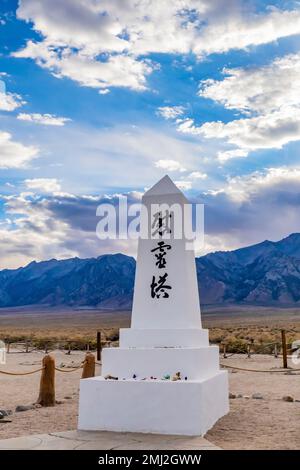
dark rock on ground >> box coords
[15,405,35,412]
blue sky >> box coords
[0,0,300,268]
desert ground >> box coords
[1,306,300,450]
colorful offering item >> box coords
[171,372,181,381]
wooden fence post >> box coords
[97,331,102,362]
[222,343,227,359]
[281,330,288,369]
[37,355,55,407]
[81,352,95,379]
[247,344,251,358]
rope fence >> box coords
[3,330,107,360]
[0,330,105,398]
[220,363,300,373]
[0,360,89,376]
[54,365,84,373]
[0,329,299,407]
[222,342,280,359]
[0,367,45,376]
[220,329,300,369]
[0,352,97,407]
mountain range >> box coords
[1,233,300,308]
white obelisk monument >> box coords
[78,175,229,435]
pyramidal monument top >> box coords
[144,174,186,197]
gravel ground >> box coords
[0,351,299,449]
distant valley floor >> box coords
[0,305,300,347]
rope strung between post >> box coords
[54,365,83,372]
[54,360,86,373]
[285,328,300,334]
[0,359,87,375]
[222,341,279,358]
[221,363,300,373]
[0,367,45,376]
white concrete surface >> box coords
[78,371,229,436]
[78,176,229,436]
[102,346,220,380]
[119,328,209,348]
[131,177,201,330]
[0,430,221,450]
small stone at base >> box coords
[282,395,294,402]
[15,405,35,412]
[252,393,264,400]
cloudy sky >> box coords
[0,0,300,268]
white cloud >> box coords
[99,89,110,95]
[12,39,152,91]
[177,106,300,156]
[13,40,152,91]
[13,1,300,92]
[199,107,300,152]
[0,192,76,269]
[188,171,207,179]
[0,91,25,111]
[193,6,300,58]
[199,53,300,115]
[17,112,71,126]
[214,167,300,203]
[196,165,300,254]
[192,53,300,158]
[0,131,39,169]
[176,118,199,135]
[155,159,186,172]
[0,78,25,110]
[24,178,61,193]
[217,149,248,162]
[0,190,141,269]
[157,106,185,120]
